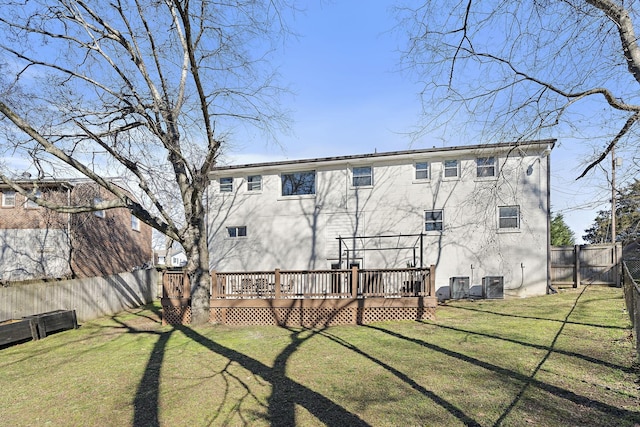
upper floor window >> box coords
[352,166,373,187]
[25,190,41,209]
[1,190,16,207]
[476,157,496,177]
[131,215,140,231]
[220,177,233,192]
[247,175,262,191]
[499,205,520,229]
[425,209,444,232]
[94,197,105,218]
[443,160,459,178]
[282,171,315,196]
[415,162,429,180]
[227,226,247,238]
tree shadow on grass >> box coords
[317,329,483,426]
[365,286,640,426]
[124,304,370,426]
[173,324,370,426]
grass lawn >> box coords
[0,285,638,426]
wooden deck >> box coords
[161,266,437,326]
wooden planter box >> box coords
[0,310,78,347]
[0,319,39,347]
[23,310,79,339]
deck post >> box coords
[429,265,436,296]
[275,269,281,299]
[351,266,359,297]
[211,270,218,298]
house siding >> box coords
[208,141,553,299]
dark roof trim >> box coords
[210,139,556,173]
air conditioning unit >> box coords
[450,276,470,300]
[482,276,504,299]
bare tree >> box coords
[0,0,291,324]
[396,0,640,177]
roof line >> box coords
[210,139,556,172]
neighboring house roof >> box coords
[209,139,556,175]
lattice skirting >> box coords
[162,306,192,325]
[210,306,436,327]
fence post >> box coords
[574,244,581,288]
[351,266,359,298]
[275,269,281,299]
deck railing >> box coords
[211,266,435,299]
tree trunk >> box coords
[183,220,211,325]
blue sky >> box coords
[223,0,622,243]
[1,0,626,243]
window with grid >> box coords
[499,206,520,229]
[415,162,429,180]
[425,209,443,232]
[352,166,373,187]
[443,160,459,178]
[2,191,15,207]
[247,175,262,191]
[219,177,233,192]
[476,157,496,177]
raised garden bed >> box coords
[0,310,78,348]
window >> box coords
[94,197,105,218]
[444,160,459,178]
[25,190,41,209]
[131,215,140,231]
[477,157,496,177]
[352,166,372,187]
[415,162,429,180]
[1,191,15,207]
[227,226,247,238]
[425,209,443,232]
[282,171,315,196]
[499,206,520,229]
[247,175,262,191]
[220,177,233,192]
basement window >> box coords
[227,226,247,238]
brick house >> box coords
[0,179,152,282]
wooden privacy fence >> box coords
[161,266,437,326]
[0,269,158,323]
[551,244,622,288]
[623,259,640,361]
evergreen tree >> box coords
[551,213,575,246]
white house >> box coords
[207,140,554,300]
